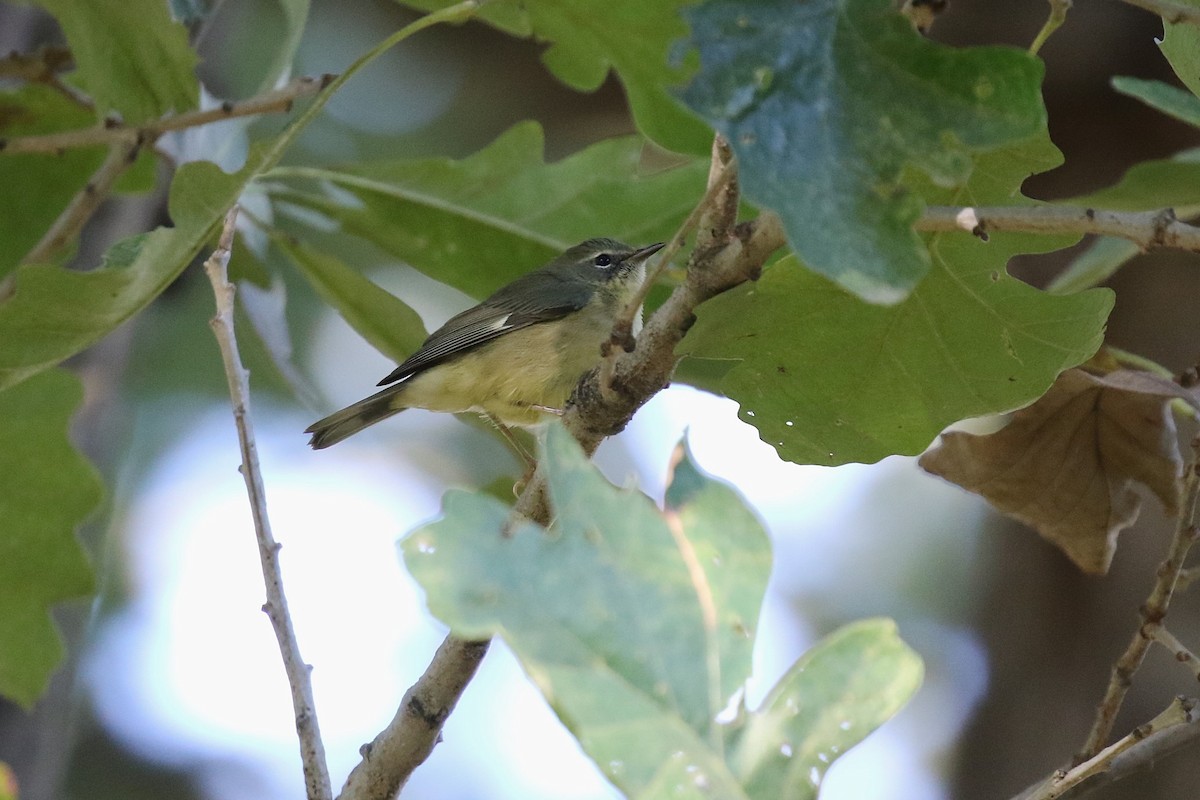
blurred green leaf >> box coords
[680,136,1114,465]
[678,0,1046,303]
[0,369,98,707]
[1047,237,1142,295]
[1159,16,1200,99]
[269,122,706,299]
[405,426,921,798]
[1059,148,1200,212]
[277,237,427,363]
[395,0,710,154]
[1112,76,1200,128]
[0,85,103,276]
[19,0,198,122]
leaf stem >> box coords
[202,207,333,800]
[1029,0,1072,55]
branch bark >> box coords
[203,207,333,800]
[917,205,1200,253]
[1076,437,1200,762]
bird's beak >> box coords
[629,242,666,264]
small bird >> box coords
[306,238,665,449]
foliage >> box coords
[2,0,1200,796]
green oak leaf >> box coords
[1160,15,1200,100]
[19,0,198,123]
[677,0,1046,303]
[395,0,711,153]
[0,85,103,276]
[0,369,98,707]
[404,425,922,798]
[1112,76,1200,128]
[680,135,1114,466]
[268,121,706,299]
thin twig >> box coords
[339,637,490,800]
[0,45,92,109]
[203,207,332,800]
[1016,697,1200,800]
[1177,566,1200,589]
[1117,0,1200,24]
[917,205,1200,252]
[598,135,736,398]
[21,139,141,265]
[0,74,329,155]
[1153,627,1200,680]
[1029,0,1072,55]
[1076,438,1200,763]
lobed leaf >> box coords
[269,122,707,300]
[0,370,98,707]
[395,0,711,153]
[677,0,1046,303]
[404,426,921,798]
[679,136,1114,466]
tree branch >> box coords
[0,74,330,155]
[1016,697,1200,800]
[1076,437,1200,762]
[1152,627,1200,680]
[339,137,786,799]
[203,207,333,800]
[339,637,490,800]
[21,139,141,265]
[917,205,1200,252]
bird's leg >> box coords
[483,413,536,471]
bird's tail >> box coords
[306,385,406,449]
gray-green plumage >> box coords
[306,238,664,449]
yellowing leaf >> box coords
[920,369,1194,574]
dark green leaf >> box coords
[679,136,1114,465]
[0,369,98,707]
[1112,76,1200,128]
[405,426,921,798]
[21,0,198,122]
[269,122,706,299]
[678,0,1046,302]
[395,0,711,153]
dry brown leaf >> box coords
[920,368,1194,574]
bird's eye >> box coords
[593,253,613,268]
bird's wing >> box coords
[376,271,591,386]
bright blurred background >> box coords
[2,1,1199,799]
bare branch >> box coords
[917,205,1200,253]
[1153,627,1200,680]
[1076,439,1200,762]
[203,207,332,800]
[339,637,490,800]
[22,139,140,265]
[1016,697,1200,800]
[0,74,330,155]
